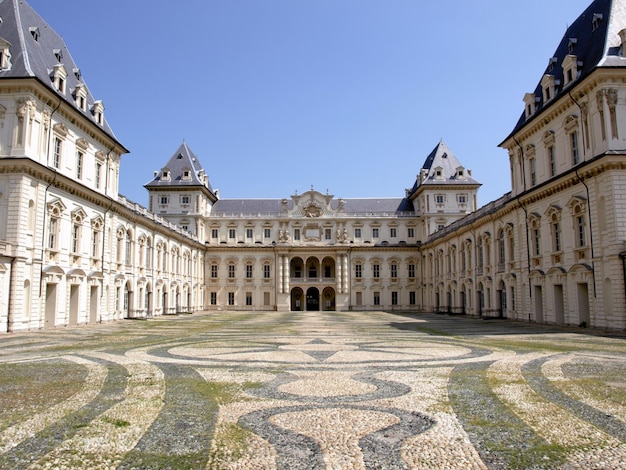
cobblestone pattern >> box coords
[0,311,625,469]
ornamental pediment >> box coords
[288,190,341,218]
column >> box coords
[283,255,290,293]
[336,255,342,294]
[278,255,283,294]
[343,254,348,294]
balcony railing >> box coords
[290,277,336,284]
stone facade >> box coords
[2,0,626,331]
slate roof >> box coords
[503,0,626,141]
[406,140,480,197]
[0,0,124,148]
[144,142,217,199]
[211,197,415,216]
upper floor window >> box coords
[570,131,580,165]
[355,263,362,278]
[95,162,102,189]
[373,264,380,278]
[211,229,219,239]
[354,228,362,238]
[435,195,445,205]
[159,196,168,205]
[229,229,236,239]
[372,228,379,238]
[264,264,271,279]
[530,158,536,186]
[246,228,253,239]
[52,64,67,94]
[457,194,467,204]
[264,228,271,239]
[53,137,62,169]
[181,195,190,205]
[390,263,398,278]
[76,151,83,179]
[408,227,415,238]
[294,228,300,240]
[408,263,415,278]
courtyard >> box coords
[0,311,625,469]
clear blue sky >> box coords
[29,0,591,207]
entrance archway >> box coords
[322,287,336,311]
[306,287,320,311]
[291,287,304,311]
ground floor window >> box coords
[210,292,217,305]
[409,291,416,305]
[228,292,235,306]
[391,291,398,305]
[355,292,362,306]
[246,292,252,306]
[264,292,270,305]
[373,292,380,306]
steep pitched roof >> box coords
[144,142,218,199]
[406,140,480,198]
[503,0,626,141]
[0,0,124,147]
[211,197,414,216]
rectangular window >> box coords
[95,162,102,189]
[408,228,415,238]
[409,291,416,305]
[53,138,62,169]
[264,265,271,279]
[264,228,271,238]
[373,292,380,306]
[355,264,362,278]
[373,264,380,278]
[76,151,83,179]
[246,228,253,239]
[390,228,397,238]
[210,292,217,305]
[408,264,415,278]
[246,292,252,306]
[228,292,235,306]
[372,228,379,238]
[458,195,467,204]
[435,195,444,204]
[294,229,300,240]
[552,222,561,252]
[72,224,80,253]
[160,196,168,205]
[530,158,536,186]
[548,145,556,177]
[391,291,398,305]
[48,218,57,249]
[354,228,362,238]
[577,216,586,247]
[246,265,253,278]
[325,228,332,240]
[228,265,235,278]
[211,229,218,239]
[91,230,99,257]
[533,229,541,256]
[211,265,218,278]
[570,131,579,165]
[391,263,397,278]
[181,196,190,204]
[355,291,362,306]
[229,229,236,239]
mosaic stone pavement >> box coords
[1,310,626,469]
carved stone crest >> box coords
[304,203,321,218]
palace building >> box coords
[1,0,626,331]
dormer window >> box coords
[92,100,104,125]
[434,166,444,180]
[456,166,466,180]
[0,39,11,70]
[161,169,170,181]
[547,57,557,73]
[541,74,555,103]
[568,38,577,54]
[29,27,40,42]
[52,64,67,94]
[592,13,603,31]
[53,48,63,62]
[74,84,87,111]
[523,92,537,119]
[73,67,81,80]
[182,168,191,181]
[562,55,580,86]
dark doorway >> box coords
[306,287,320,311]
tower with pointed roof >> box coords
[407,140,480,238]
[145,142,218,241]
